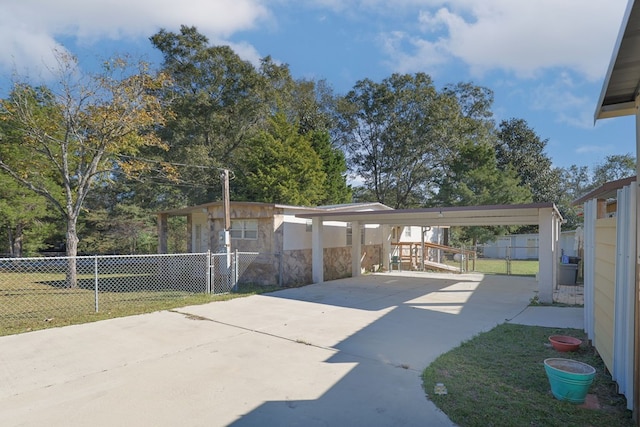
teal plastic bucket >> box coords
[544,358,596,404]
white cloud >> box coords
[0,0,270,75]
[379,31,449,74]
[531,72,595,129]
[381,0,627,81]
[576,144,615,154]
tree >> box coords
[150,26,268,205]
[435,140,532,244]
[335,73,457,208]
[0,52,169,286]
[309,130,351,204]
[495,118,561,203]
[592,153,635,187]
[79,204,157,254]
[235,113,327,205]
[0,174,58,256]
[151,26,351,206]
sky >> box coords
[0,0,635,171]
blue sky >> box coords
[0,0,635,171]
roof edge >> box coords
[595,0,637,121]
[572,175,637,205]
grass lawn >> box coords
[442,258,539,276]
[422,323,632,427]
[0,270,280,336]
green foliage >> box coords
[0,174,58,256]
[150,26,346,207]
[79,204,157,254]
[496,118,560,203]
[151,26,266,204]
[436,141,532,244]
[309,131,352,204]
[0,52,168,262]
[235,114,328,205]
[592,153,635,187]
[336,74,497,208]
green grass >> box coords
[422,323,632,427]
[443,258,539,276]
[0,270,281,336]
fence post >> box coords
[233,250,239,291]
[206,250,211,294]
[94,255,99,313]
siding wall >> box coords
[594,217,617,373]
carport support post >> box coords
[312,216,324,283]
[538,207,558,304]
[382,225,391,271]
[351,221,361,277]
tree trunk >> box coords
[66,218,79,288]
[7,226,13,257]
[13,223,23,258]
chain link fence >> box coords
[0,251,277,331]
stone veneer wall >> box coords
[274,244,384,286]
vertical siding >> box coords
[594,217,617,373]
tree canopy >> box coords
[0,26,623,255]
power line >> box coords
[115,153,235,178]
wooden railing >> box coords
[391,242,476,273]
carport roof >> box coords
[297,202,562,227]
[595,0,640,120]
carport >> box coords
[298,202,563,303]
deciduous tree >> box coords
[0,52,170,286]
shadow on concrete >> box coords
[230,272,536,426]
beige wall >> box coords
[594,217,616,373]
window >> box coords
[404,227,412,237]
[346,223,365,246]
[230,220,258,240]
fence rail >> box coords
[0,251,277,329]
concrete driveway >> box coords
[0,272,537,426]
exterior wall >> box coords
[188,204,281,254]
[190,212,209,252]
[594,217,617,373]
[179,203,387,286]
[393,226,444,245]
[323,244,383,281]
[283,217,347,250]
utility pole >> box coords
[220,169,231,253]
[220,169,234,290]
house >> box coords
[593,0,640,414]
[156,201,442,286]
[572,176,636,411]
